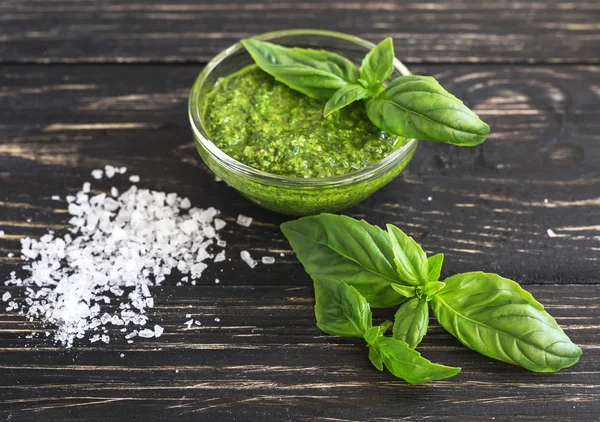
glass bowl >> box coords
[188,29,417,215]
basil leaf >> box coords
[281,214,405,308]
[392,297,429,348]
[369,344,384,371]
[359,37,395,93]
[422,281,446,299]
[366,75,490,146]
[386,224,429,286]
[323,84,371,117]
[240,39,359,99]
[391,283,417,298]
[430,272,582,372]
[313,277,372,337]
[427,253,444,282]
[375,336,461,384]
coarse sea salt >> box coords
[240,250,257,268]
[236,214,253,227]
[2,171,235,348]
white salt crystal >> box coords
[544,198,549,203]
[217,240,226,247]
[280,253,285,257]
[2,292,11,301]
[262,256,275,265]
[110,187,119,197]
[547,229,557,238]
[154,325,164,338]
[180,219,198,235]
[427,196,433,201]
[215,176,222,182]
[0,230,4,237]
[214,218,227,231]
[91,169,103,180]
[179,198,191,210]
[185,314,191,318]
[82,182,91,193]
[184,319,194,328]
[51,195,61,201]
[120,353,125,358]
[215,279,220,284]
[118,166,127,174]
[100,313,111,325]
[240,250,257,268]
[214,251,226,263]
[129,175,140,183]
[236,214,253,227]
[7,253,14,258]
[101,335,110,344]
[194,320,201,325]
[104,165,116,178]
[138,328,154,338]
[214,317,220,322]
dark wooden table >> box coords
[1,1,599,420]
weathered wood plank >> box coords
[1,0,599,64]
[0,285,597,421]
[1,64,598,283]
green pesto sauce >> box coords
[203,65,404,178]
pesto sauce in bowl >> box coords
[189,30,417,215]
[203,65,405,178]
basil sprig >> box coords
[281,214,582,384]
[313,276,461,384]
[242,37,490,146]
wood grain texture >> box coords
[1,0,599,64]
[1,64,598,283]
[0,285,598,421]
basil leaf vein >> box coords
[392,297,429,348]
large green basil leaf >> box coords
[392,297,429,348]
[427,253,444,282]
[430,272,582,372]
[323,84,371,117]
[359,37,395,94]
[375,336,461,384]
[366,75,490,146]
[281,214,406,308]
[241,39,359,99]
[386,224,428,286]
[313,277,372,337]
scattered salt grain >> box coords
[215,278,220,284]
[138,329,155,338]
[82,182,91,193]
[214,218,227,231]
[184,319,194,328]
[120,353,125,358]
[217,240,226,247]
[544,198,549,203]
[2,292,11,301]
[215,176,222,182]
[194,320,201,326]
[179,197,191,210]
[118,166,127,174]
[154,325,164,338]
[214,317,220,322]
[51,195,61,201]
[0,230,4,237]
[262,256,275,265]
[110,187,119,197]
[185,314,191,318]
[547,229,557,238]
[240,250,257,268]
[129,175,140,183]
[7,253,14,258]
[236,214,253,227]
[214,251,226,263]
[104,165,116,178]
[427,196,433,201]
[91,169,103,180]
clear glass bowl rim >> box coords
[188,29,417,187]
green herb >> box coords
[358,37,395,95]
[280,214,408,308]
[241,37,490,146]
[312,275,461,384]
[430,272,583,372]
[281,214,582,383]
[239,39,359,100]
[366,76,490,146]
[392,297,429,348]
